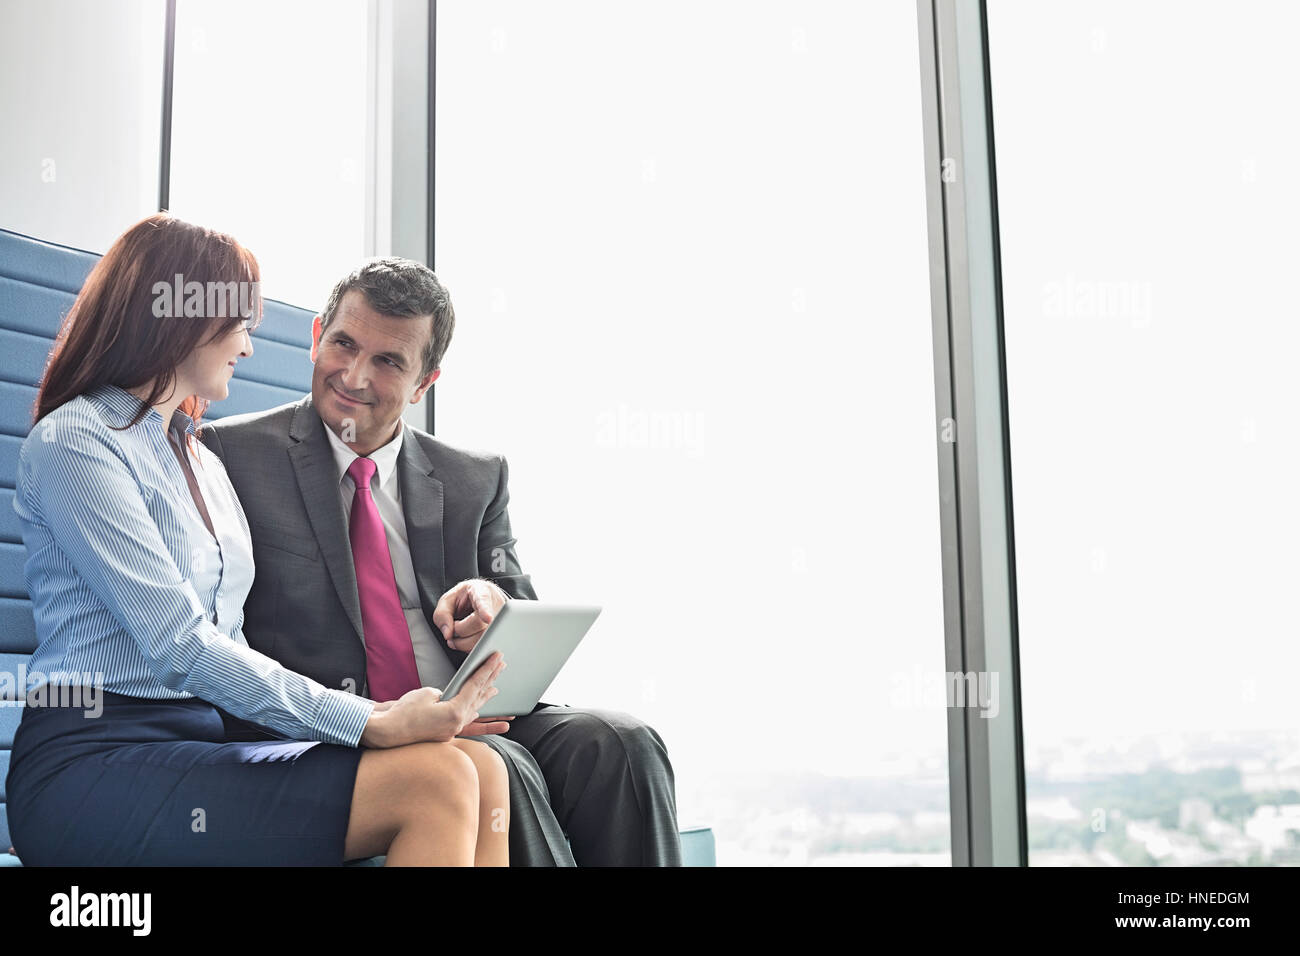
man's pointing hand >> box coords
[433,578,509,655]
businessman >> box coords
[200,258,681,866]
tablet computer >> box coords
[438,600,601,718]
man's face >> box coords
[310,289,440,454]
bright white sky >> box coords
[988,0,1300,754]
[437,0,1300,791]
[435,0,947,785]
[168,0,369,309]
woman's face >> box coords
[178,319,254,403]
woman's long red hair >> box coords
[35,213,262,433]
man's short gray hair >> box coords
[319,257,455,378]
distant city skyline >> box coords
[677,727,1300,866]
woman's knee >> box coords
[451,740,510,840]
[369,741,480,812]
[451,739,507,781]
[409,740,480,788]
[451,739,509,801]
[348,743,480,860]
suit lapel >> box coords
[287,398,366,646]
[396,432,448,631]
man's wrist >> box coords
[476,578,510,602]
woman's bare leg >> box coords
[344,742,479,865]
[451,739,510,866]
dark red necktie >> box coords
[347,457,421,700]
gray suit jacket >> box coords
[199,394,537,698]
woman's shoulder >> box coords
[20,393,133,472]
[15,395,138,519]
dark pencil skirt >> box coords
[4,690,363,866]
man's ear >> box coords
[411,367,441,403]
[310,314,323,362]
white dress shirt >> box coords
[167,420,254,632]
[323,419,456,690]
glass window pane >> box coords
[437,0,949,864]
[168,0,369,308]
[0,0,164,251]
[989,0,1300,866]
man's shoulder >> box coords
[202,396,308,442]
[403,422,504,471]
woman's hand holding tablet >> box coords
[360,652,508,747]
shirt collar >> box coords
[324,418,405,492]
[89,383,193,437]
[170,408,197,440]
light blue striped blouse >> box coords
[12,383,374,747]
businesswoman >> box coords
[4,214,511,866]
